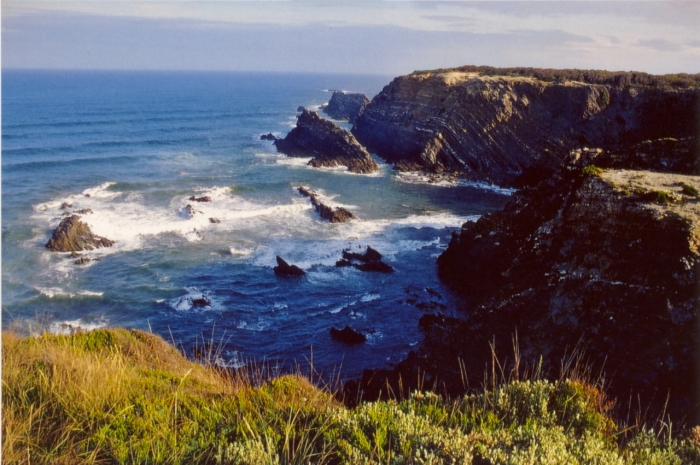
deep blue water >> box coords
[2,70,509,378]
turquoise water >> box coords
[2,70,509,377]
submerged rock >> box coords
[74,256,91,265]
[323,91,370,123]
[273,256,305,277]
[45,215,115,252]
[209,218,221,224]
[275,110,379,174]
[189,195,211,202]
[330,326,367,344]
[191,297,211,308]
[342,246,382,263]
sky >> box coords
[2,1,700,75]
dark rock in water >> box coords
[297,186,357,223]
[343,246,382,263]
[74,256,91,265]
[189,195,211,202]
[45,215,115,252]
[297,106,305,112]
[323,91,370,123]
[339,245,393,272]
[425,287,443,299]
[275,110,379,174]
[60,202,73,210]
[330,326,367,344]
[184,204,200,217]
[70,251,82,258]
[415,301,447,311]
[209,218,220,224]
[273,256,305,277]
[73,208,93,215]
[260,133,277,141]
[191,297,211,308]
[355,261,394,273]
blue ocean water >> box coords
[2,70,509,378]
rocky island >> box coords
[274,109,379,174]
[322,91,370,123]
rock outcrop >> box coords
[298,186,356,223]
[275,110,379,174]
[336,246,394,273]
[260,133,277,141]
[323,91,370,123]
[352,69,699,185]
[425,165,700,421]
[273,256,305,277]
[45,215,115,252]
[330,326,367,344]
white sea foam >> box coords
[49,317,109,335]
[360,293,380,302]
[35,287,103,299]
[169,287,221,312]
[396,172,514,195]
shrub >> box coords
[582,165,604,177]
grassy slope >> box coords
[3,329,699,464]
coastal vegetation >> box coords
[413,65,700,89]
[3,328,700,464]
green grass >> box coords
[678,182,700,198]
[582,165,605,177]
[3,329,699,464]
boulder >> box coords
[74,256,91,265]
[59,202,73,210]
[330,326,367,344]
[260,133,277,141]
[189,195,211,202]
[323,91,370,123]
[273,256,305,277]
[342,246,382,263]
[338,246,394,272]
[297,106,305,112]
[209,218,220,224]
[274,110,379,174]
[45,215,115,252]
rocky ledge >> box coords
[322,91,370,123]
[418,163,699,421]
[274,110,379,174]
[298,186,356,223]
[352,68,699,185]
[45,215,115,252]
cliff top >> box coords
[601,169,700,227]
[411,65,700,89]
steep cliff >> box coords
[426,166,700,422]
[275,110,379,174]
[353,70,699,185]
[323,91,370,123]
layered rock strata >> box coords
[323,91,370,123]
[352,70,699,185]
[45,215,115,252]
[275,110,379,174]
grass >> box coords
[582,165,604,178]
[3,328,700,464]
[678,182,700,198]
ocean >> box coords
[1,70,510,378]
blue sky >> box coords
[3,1,699,75]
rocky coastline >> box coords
[322,91,370,123]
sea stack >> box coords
[274,110,379,174]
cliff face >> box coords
[275,110,379,174]
[352,71,699,185]
[429,167,700,421]
[323,91,370,123]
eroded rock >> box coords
[273,256,305,277]
[275,110,379,174]
[322,91,370,123]
[45,215,115,252]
